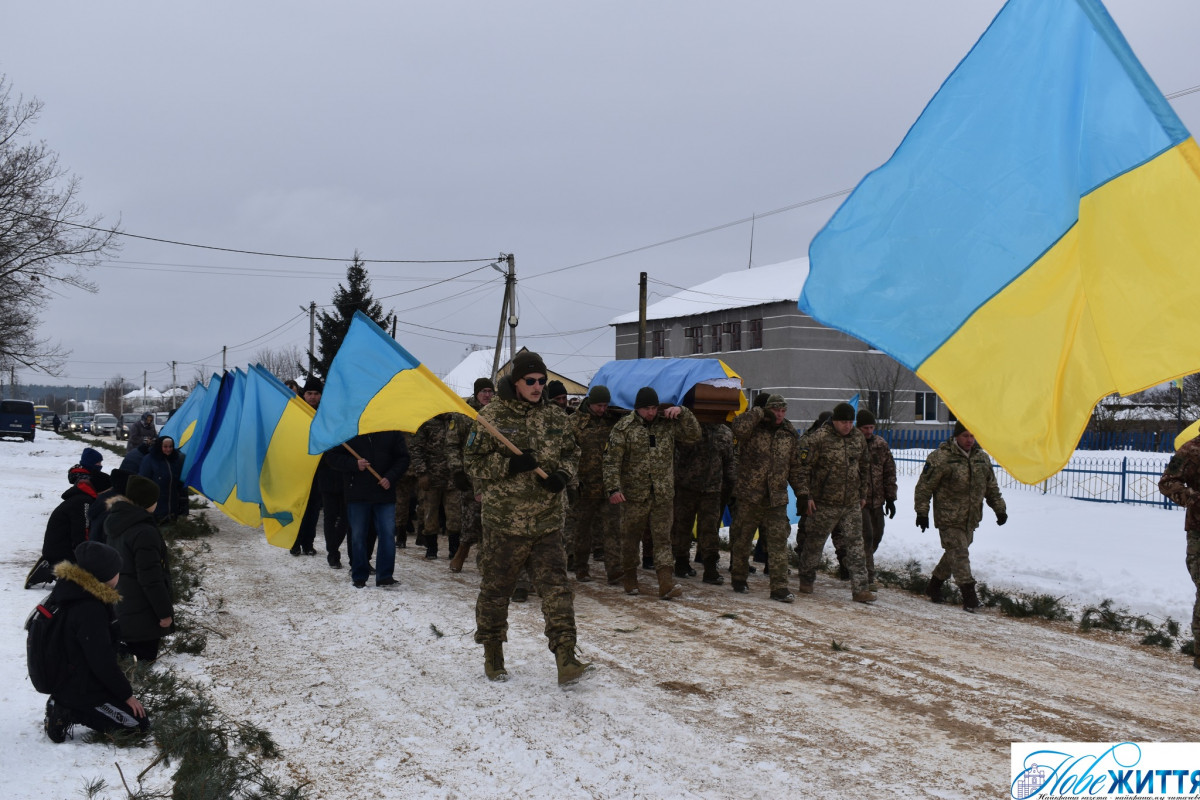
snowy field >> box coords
[1,432,1197,799]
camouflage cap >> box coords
[764,394,787,409]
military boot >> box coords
[424,534,439,560]
[606,568,623,586]
[484,642,507,682]
[447,532,460,560]
[673,557,693,579]
[701,555,724,585]
[623,571,640,595]
[575,563,593,583]
[448,542,472,573]
[961,582,980,613]
[656,567,683,599]
[555,643,593,685]
[926,576,945,604]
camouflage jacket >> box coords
[862,433,898,508]
[603,407,701,503]
[796,424,869,508]
[411,413,453,487]
[445,396,485,489]
[914,438,1005,531]
[566,406,622,497]
[1160,436,1200,531]
[674,422,736,494]
[730,408,800,507]
[464,393,578,537]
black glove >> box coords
[507,449,539,475]
[451,470,472,492]
[795,494,809,517]
[885,499,896,519]
[996,511,1008,526]
[753,393,769,408]
[916,513,929,531]
[537,471,568,494]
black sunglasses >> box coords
[522,377,548,386]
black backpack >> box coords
[25,593,74,694]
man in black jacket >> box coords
[43,541,150,742]
[330,431,410,588]
[26,467,99,589]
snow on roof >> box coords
[123,387,165,399]
[610,257,810,325]
[442,348,508,397]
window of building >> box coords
[652,329,666,358]
[749,318,763,349]
[710,324,722,353]
[727,320,742,351]
[866,390,892,421]
[915,391,939,422]
[684,326,703,355]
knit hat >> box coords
[81,447,103,469]
[953,420,969,438]
[304,378,324,394]
[587,385,611,405]
[806,410,833,434]
[764,394,787,410]
[125,475,160,510]
[831,402,856,422]
[74,541,122,583]
[510,350,548,380]
[545,380,567,400]
[635,386,659,409]
[856,408,876,427]
[110,467,132,496]
[473,377,495,395]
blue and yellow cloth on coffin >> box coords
[588,358,746,419]
[800,0,1200,484]
[309,311,476,454]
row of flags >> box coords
[161,313,475,547]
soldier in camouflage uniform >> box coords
[565,385,623,584]
[856,408,897,589]
[671,420,735,584]
[729,396,803,601]
[914,421,1006,612]
[464,351,589,685]
[795,402,875,603]
[393,432,419,548]
[411,413,462,560]
[1158,432,1200,669]
[794,410,832,558]
[446,378,495,572]
[604,386,701,599]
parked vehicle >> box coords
[118,412,140,440]
[67,411,90,432]
[0,399,36,442]
[94,413,119,437]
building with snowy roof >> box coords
[609,257,953,429]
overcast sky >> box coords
[5,1,1199,391]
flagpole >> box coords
[472,415,550,480]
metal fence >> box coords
[892,450,1177,510]
[880,427,1181,453]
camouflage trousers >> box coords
[671,488,723,564]
[1187,530,1200,646]
[620,495,673,574]
[862,505,886,581]
[730,501,791,592]
[570,492,620,574]
[460,492,483,547]
[393,476,419,538]
[421,485,462,541]
[930,527,975,586]
[798,503,869,593]
[474,526,577,653]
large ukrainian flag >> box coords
[308,311,476,454]
[800,0,1200,484]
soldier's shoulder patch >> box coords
[466,431,476,448]
[799,447,810,463]
[921,461,932,476]
[448,419,456,430]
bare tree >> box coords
[848,351,912,431]
[0,74,120,375]
[252,344,306,382]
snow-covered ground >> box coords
[2,432,1197,799]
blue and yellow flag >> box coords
[159,382,208,451]
[800,0,1200,484]
[309,311,476,454]
[588,358,747,419]
[235,365,319,548]
[177,373,223,466]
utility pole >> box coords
[491,254,517,379]
[309,301,317,376]
[171,361,178,409]
[638,272,648,359]
[143,371,148,410]
[222,346,227,373]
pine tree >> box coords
[305,252,394,381]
